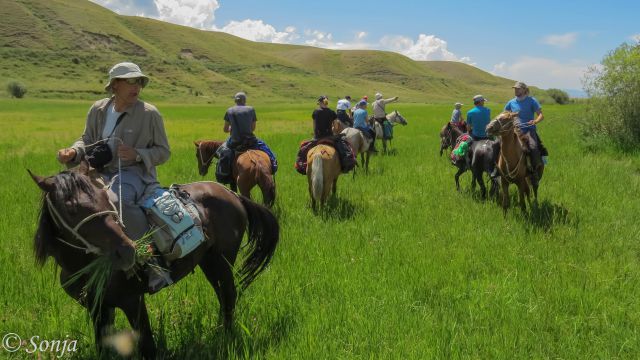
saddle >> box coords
[450,134,472,164]
[295,135,356,174]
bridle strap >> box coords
[198,143,216,169]
[45,194,119,255]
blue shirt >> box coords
[353,108,369,129]
[504,96,541,134]
[466,106,491,139]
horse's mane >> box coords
[34,170,96,266]
[199,140,224,159]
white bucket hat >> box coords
[375,92,383,100]
[104,62,149,91]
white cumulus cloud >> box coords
[491,57,591,89]
[90,0,219,29]
[541,32,578,48]
[154,0,219,29]
[220,19,298,43]
[379,34,473,64]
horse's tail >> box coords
[237,196,279,290]
[311,153,323,202]
[255,155,276,207]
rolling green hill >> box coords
[0,0,550,104]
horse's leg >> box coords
[237,175,252,199]
[382,139,387,154]
[501,178,510,215]
[517,180,528,212]
[454,165,465,192]
[364,152,369,174]
[475,169,487,199]
[230,179,238,193]
[120,295,156,359]
[199,251,237,330]
[91,305,115,356]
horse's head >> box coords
[195,140,223,176]
[389,110,408,126]
[29,162,136,271]
[486,111,518,137]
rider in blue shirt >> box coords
[353,100,377,152]
[504,81,547,185]
[466,95,491,140]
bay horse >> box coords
[306,144,341,210]
[486,111,541,213]
[195,140,275,207]
[341,127,373,174]
[29,161,279,359]
[370,110,408,153]
[440,121,466,156]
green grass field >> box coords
[1,99,639,359]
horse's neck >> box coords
[500,131,523,159]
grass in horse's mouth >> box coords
[62,256,112,320]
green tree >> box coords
[546,88,570,104]
[6,81,27,98]
[583,42,640,149]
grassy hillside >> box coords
[0,0,551,104]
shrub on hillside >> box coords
[582,42,640,150]
[546,88,570,104]
[6,81,27,98]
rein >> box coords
[493,117,525,180]
[198,143,217,170]
[45,194,120,255]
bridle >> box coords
[490,116,525,180]
[197,143,217,171]
[45,194,121,255]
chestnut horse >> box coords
[307,144,341,210]
[195,140,275,207]
[29,162,279,359]
[486,111,541,213]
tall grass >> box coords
[0,99,638,358]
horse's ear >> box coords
[28,170,55,192]
[194,140,201,148]
[77,159,90,175]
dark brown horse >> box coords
[449,126,499,199]
[440,121,466,156]
[486,111,542,213]
[195,140,276,207]
[29,161,279,359]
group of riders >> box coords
[295,92,399,174]
[449,81,548,185]
[53,61,548,290]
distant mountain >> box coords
[0,0,552,104]
[563,89,588,98]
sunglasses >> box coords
[120,78,145,86]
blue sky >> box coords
[90,0,640,92]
